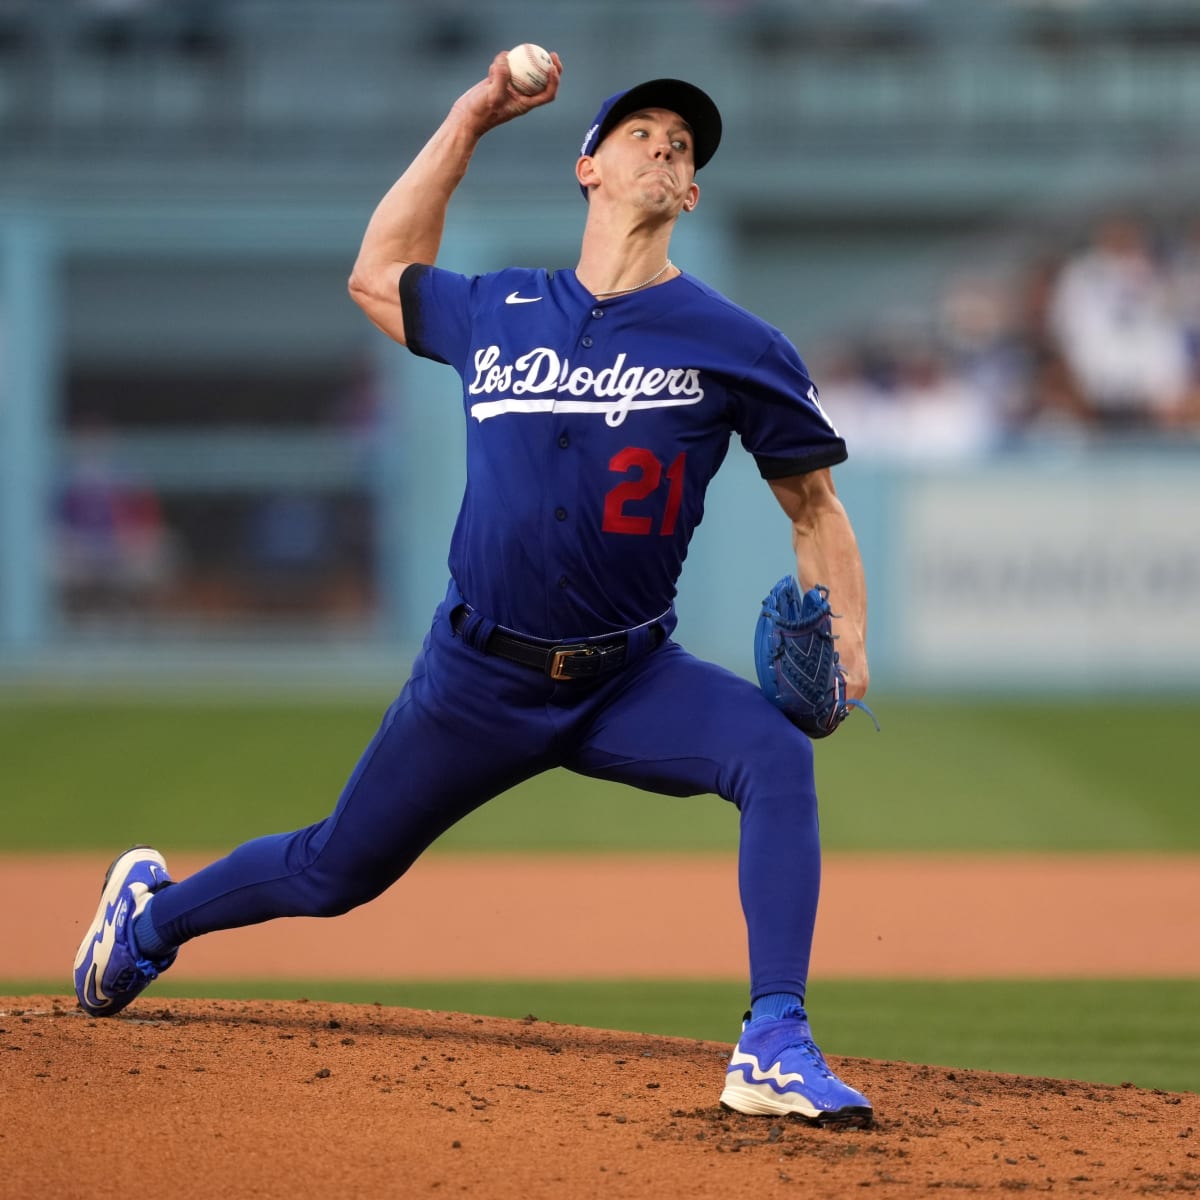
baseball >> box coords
[506,43,553,96]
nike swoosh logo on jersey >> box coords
[505,292,542,305]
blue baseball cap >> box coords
[578,78,722,197]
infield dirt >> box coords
[10,852,1200,981]
[5,853,1199,1197]
[2,996,1197,1199]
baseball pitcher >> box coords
[74,49,874,1126]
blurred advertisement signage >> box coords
[901,469,1200,685]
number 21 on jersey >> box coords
[602,447,686,536]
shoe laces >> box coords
[792,1038,836,1081]
[774,1008,836,1081]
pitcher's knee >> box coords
[290,859,397,918]
[727,737,815,810]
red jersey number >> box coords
[602,447,686,536]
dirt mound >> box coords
[1,996,1196,1198]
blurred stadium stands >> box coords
[2,0,1199,689]
[4,1,1200,186]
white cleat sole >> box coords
[719,1079,873,1127]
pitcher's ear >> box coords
[577,156,599,192]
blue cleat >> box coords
[719,1008,873,1126]
[73,846,177,1017]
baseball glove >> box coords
[753,575,876,739]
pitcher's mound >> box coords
[2,997,1195,1198]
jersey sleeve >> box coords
[733,328,848,478]
[399,264,476,370]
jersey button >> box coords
[555,507,567,521]
[558,434,570,449]
[591,308,604,319]
[557,576,569,589]
[581,335,593,348]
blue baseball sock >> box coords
[750,992,806,1022]
[131,896,173,960]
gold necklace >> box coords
[593,260,674,298]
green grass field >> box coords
[2,693,1197,852]
[3,692,1197,1094]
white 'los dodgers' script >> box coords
[467,345,705,427]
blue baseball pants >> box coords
[147,584,822,1001]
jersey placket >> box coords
[542,302,610,622]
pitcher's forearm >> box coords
[793,505,868,683]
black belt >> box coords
[451,605,663,681]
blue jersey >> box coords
[400,264,846,638]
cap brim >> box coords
[592,79,722,171]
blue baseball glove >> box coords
[754,576,875,739]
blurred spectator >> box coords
[814,330,1006,462]
[1045,214,1193,430]
[173,0,229,61]
[809,343,892,458]
[936,272,1027,431]
[0,1,30,57]
[1007,253,1092,433]
[77,0,159,55]
[77,0,229,61]
[1166,216,1200,420]
[332,351,384,446]
[238,492,338,615]
[819,211,1200,456]
[55,419,180,620]
[891,347,1006,460]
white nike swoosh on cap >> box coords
[505,292,542,305]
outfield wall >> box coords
[681,448,1200,693]
[3,440,1197,696]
